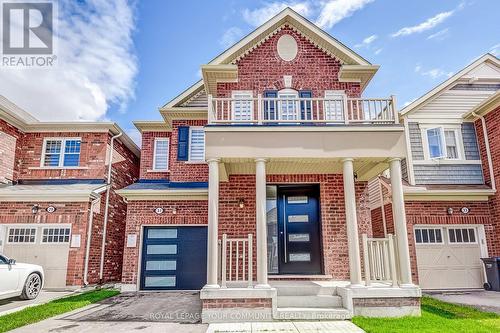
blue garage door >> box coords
[140,226,207,290]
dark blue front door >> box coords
[277,185,322,274]
[140,226,207,290]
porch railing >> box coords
[208,94,398,125]
[362,234,398,287]
[220,233,253,288]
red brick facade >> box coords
[0,124,140,286]
[475,106,500,257]
[0,119,23,183]
[217,26,361,99]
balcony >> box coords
[208,95,398,125]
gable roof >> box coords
[162,7,374,109]
[400,53,500,117]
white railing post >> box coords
[221,233,227,288]
[362,234,371,286]
[248,233,253,288]
[388,234,398,287]
[208,94,214,124]
[343,96,349,124]
[391,95,399,124]
[257,94,263,125]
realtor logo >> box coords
[2,2,53,54]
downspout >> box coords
[83,197,100,285]
[99,131,122,282]
[472,112,496,191]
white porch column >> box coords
[255,158,270,288]
[206,158,220,288]
[389,158,413,286]
[342,158,363,287]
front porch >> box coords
[200,155,421,323]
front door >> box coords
[277,185,322,274]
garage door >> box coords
[140,226,207,290]
[414,226,484,290]
[2,225,70,288]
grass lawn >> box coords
[353,296,500,333]
[0,288,119,333]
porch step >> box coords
[275,307,352,320]
[272,281,337,296]
[277,295,343,308]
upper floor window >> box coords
[425,127,461,160]
[188,127,205,161]
[324,90,345,121]
[153,138,169,171]
[232,91,253,121]
[42,138,81,167]
[278,89,299,121]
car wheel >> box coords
[20,273,42,300]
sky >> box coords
[0,0,499,144]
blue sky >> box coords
[1,0,499,144]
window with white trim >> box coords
[448,228,476,244]
[153,138,169,170]
[8,227,36,243]
[324,90,345,121]
[425,127,461,160]
[42,227,71,243]
[231,91,253,121]
[188,127,205,161]
[278,89,299,120]
[42,138,81,167]
[414,227,443,244]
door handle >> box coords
[283,194,287,263]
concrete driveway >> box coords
[429,290,500,314]
[11,292,208,333]
[0,291,73,316]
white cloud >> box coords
[241,0,372,29]
[374,48,382,55]
[490,43,500,57]
[0,0,137,121]
[427,28,450,40]
[316,0,374,29]
[391,11,453,37]
[242,2,311,27]
[219,26,244,48]
[421,68,453,79]
[414,65,421,73]
[355,34,377,48]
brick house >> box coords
[370,54,500,290]
[0,95,140,288]
[118,9,421,322]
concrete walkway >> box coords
[429,291,500,314]
[207,321,364,333]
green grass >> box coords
[0,289,119,333]
[353,296,500,333]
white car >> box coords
[0,254,44,300]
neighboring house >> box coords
[0,95,140,288]
[118,8,421,323]
[370,54,500,290]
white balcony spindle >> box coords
[363,234,400,286]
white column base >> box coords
[399,283,417,289]
[347,283,365,289]
[203,284,221,289]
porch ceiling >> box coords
[219,157,390,181]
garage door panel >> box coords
[415,225,484,290]
[3,226,69,289]
[141,226,207,290]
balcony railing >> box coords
[208,94,398,125]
